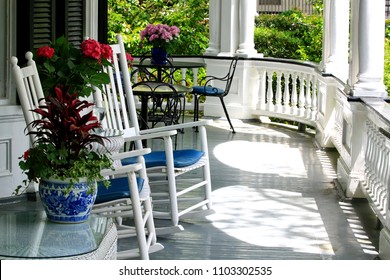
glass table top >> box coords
[94,128,124,138]
[132,81,193,94]
[0,210,112,259]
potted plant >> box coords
[140,23,180,65]
[16,87,113,223]
[35,36,113,97]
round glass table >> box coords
[0,209,117,259]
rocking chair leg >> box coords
[193,94,199,132]
[220,97,235,133]
[193,94,199,122]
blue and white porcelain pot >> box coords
[39,177,97,223]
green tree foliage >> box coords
[107,0,209,56]
[384,19,390,94]
[254,10,323,63]
[307,0,324,14]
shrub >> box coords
[384,20,390,95]
[108,0,209,56]
[255,10,323,63]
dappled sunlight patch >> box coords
[207,118,292,137]
[213,141,307,178]
[207,186,334,257]
[339,202,378,256]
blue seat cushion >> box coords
[121,149,205,168]
[192,86,224,96]
[95,177,144,204]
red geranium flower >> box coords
[81,39,102,60]
[36,46,55,59]
[101,44,113,60]
[23,149,30,160]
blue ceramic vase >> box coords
[39,177,97,223]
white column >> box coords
[219,0,239,56]
[352,0,387,97]
[204,0,221,56]
[236,0,259,57]
[345,0,360,93]
[321,0,349,82]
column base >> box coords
[352,78,387,98]
[336,157,365,198]
[379,227,390,260]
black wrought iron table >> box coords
[132,81,193,130]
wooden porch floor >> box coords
[127,118,380,260]
[0,118,380,260]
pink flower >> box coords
[149,34,160,42]
[81,39,101,60]
[36,46,55,59]
[140,24,180,47]
[170,26,180,37]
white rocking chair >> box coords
[94,34,214,234]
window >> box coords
[17,0,85,62]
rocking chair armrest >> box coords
[100,162,143,177]
[123,129,177,143]
[139,120,212,134]
[110,148,151,161]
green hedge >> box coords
[254,10,323,63]
[384,20,390,95]
[107,0,209,56]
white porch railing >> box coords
[250,59,319,127]
[361,98,390,225]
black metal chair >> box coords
[192,56,239,133]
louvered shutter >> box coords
[30,0,84,48]
[32,0,55,48]
[66,0,85,47]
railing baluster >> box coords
[298,74,306,116]
[283,72,291,114]
[311,77,318,120]
[192,68,199,86]
[258,69,266,110]
[275,71,283,112]
[266,70,274,111]
[305,75,312,119]
[291,73,298,115]
[181,68,187,86]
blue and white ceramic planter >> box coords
[39,177,97,223]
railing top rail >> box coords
[361,97,390,129]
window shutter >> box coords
[17,0,86,61]
[66,0,85,46]
[30,0,84,48]
[32,0,55,48]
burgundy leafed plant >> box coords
[30,87,104,160]
[16,87,112,194]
